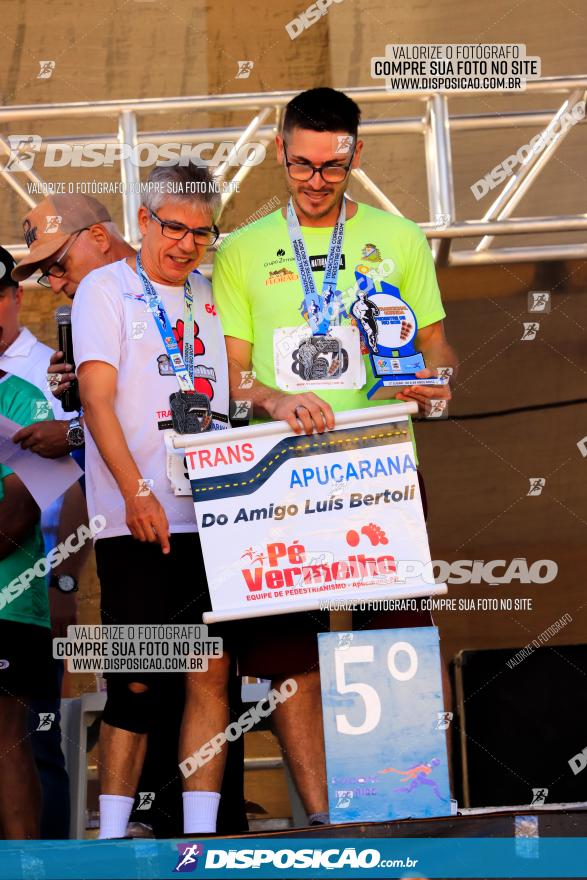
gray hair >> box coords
[142,162,222,220]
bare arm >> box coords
[395,320,458,414]
[225,336,335,436]
[416,320,459,378]
[77,360,170,553]
[0,473,39,561]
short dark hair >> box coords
[282,88,361,139]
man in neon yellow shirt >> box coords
[214,89,457,433]
[212,87,458,824]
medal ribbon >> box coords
[286,197,346,334]
[135,252,195,392]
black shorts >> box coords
[0,620,54,699]
[94,533,327,680]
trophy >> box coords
[350,267,450,400]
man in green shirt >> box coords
[0,372,54,838]
[211,87,458,823]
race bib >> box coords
[274,325,364,392]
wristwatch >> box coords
[49,574,78,594]
[66,416,85,448]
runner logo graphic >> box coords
[335,135,354,154]
[238,369,256,389]
[230,399,253,420]
[236,61,254,79]
[528,291,551,313]
[174,843,204,872]
[335,790,353,808]
[4,136,42,172]
[435,711,453,730]
[521,322,539,341]
[44,215,62,233]
[136,479,154,497]
[137,791,155,810]
[36,712,55,731]
[527,477,546,496]
[37,61,56,79]
[426,399,448,419]
[337,632,354,650]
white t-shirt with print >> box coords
[72,259,229,540]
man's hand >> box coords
[394,368,452,417]
[265,390,335,436]
[124,491,171,554]
[49,588,77,640]
[225,336,336,435]
[47,350,76,400]
[12,420,69,458]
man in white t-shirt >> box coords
[72,162,232,838]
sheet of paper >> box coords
[0,413,83,509]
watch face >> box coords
[58,575,77,593]
[68,426,84,447]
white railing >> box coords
[1,77,586,276]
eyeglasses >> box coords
[149,210,220,247]
[37,229,88,288]
[283,144,355,184]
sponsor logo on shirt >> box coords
[264,268,299,285]
[194,365,217,382]
[263,252,346,271]
[264,256,294,268]
[156,407,229,431]
[308,253,346,271]
[361,243,382,262]
[160,318,215,397]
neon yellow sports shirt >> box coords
[213,202,446,448]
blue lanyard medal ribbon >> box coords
[136,253,213,433]
[286,197,346,335]
[135,252,194,392]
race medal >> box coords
[295,335,344,381]
[274,325,363,392]
[350,266,448,400]
[135,252,216,499]
[282,198,367,390]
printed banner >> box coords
[181,405,447,623]
[2,837,587,878]
[318,626,452,823]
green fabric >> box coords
[0,374,51,627]
[213,203,446,445]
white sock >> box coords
[182,791,221,834]
[98,794,135,839]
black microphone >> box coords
[55,305,81,413]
